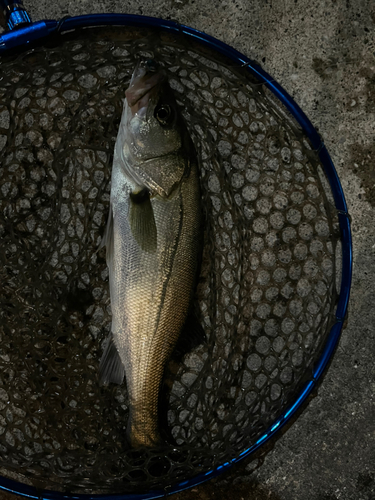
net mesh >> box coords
[0,26,341,495]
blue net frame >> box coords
[0,12,352,500]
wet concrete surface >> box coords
[0,0,374,499]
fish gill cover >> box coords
[0,26,341,495]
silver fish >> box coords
[99,60,202,448]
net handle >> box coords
[0,0,31,30]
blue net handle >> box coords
[0,0,31,29]
[0,12,352,500]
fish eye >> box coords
[154,104,173,125]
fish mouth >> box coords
[125,59,166,117]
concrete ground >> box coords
[0,0,374,499]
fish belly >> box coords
[109,157,201,447]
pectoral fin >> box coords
[99,334,125,386]
[129,189,157,253]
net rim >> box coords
[0,13,352,500]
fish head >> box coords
[117,60,189,197]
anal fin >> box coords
[99,335,125,386]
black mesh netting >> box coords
[0,26,341,495]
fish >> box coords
[99,59,202,448]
